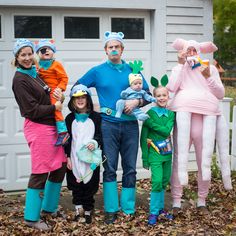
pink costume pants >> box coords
[171,113,210,207]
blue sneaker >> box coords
[55,132,70,146]
[158,210,174,220]
[104,212,117,224]
[148,214,158,225]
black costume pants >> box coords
[66,167,100,211]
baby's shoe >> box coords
[55,132,70,146]
[137,113,149,121]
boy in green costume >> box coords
[140,75,175,225]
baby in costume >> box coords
[115,60,156,121]
[35,39,70,146]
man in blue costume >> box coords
[74,31,150,224]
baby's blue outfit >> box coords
[115,87,157,121]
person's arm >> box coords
[53,88,65,103]
[203,65,225,99]
[124,99,139,114]
[67,157,72,170]
[143,91,157,103]
[120,88,131,99]
[73,67,97,88]
[166,51,187,93]
[140,123,150,169]
[92,112,103,150]
[166,64,184,93]
[143,110,175,137]
[64,114,73,157]
[55,61,69,91]
[13,79,56,119]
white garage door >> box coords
[0,7,151,191]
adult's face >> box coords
[16,47,34,68]
[105,40,124,64]
[186,46,198,57]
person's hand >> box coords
[55,100,62,111]
[177,50,186,65]
[200,65,210,79]
[67,157,72,170]
[87,143,95,151]
[143,165,149,170]
[53,87,63,101]
[124,99,139,114]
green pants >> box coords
[150,158,172,192]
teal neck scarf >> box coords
[75,113,89,122]
[17,65,37,78]
[107,60,125,72]
[151,107,169,117]
[39,59,54,70]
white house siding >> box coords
[166,0,213,73]
[0,0,214,191]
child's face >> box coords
[38,47,54,60]
[154,87,169,108]
[130,79,143,91]
[73,95,88,113]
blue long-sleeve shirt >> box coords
[76,61,149,122]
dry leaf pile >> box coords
[0,172,236,236]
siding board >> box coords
[166,34,204,43]
[167,24,203,34]
[166,16,203,25]
[167,7,204,17]
[167,0,204,8]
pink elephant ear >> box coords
[199,42,218,54]
[171,38,187,51]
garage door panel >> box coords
[15,152,31,181]
[0,105,7,137]
[0,59,10,98]
[0,144,30,191]
[0,153,8,181]
[0,52,15,99]
[13,105,24,138]
[0,99,25,145]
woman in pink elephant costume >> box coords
[167,38,232,215]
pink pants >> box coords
[171,113,211,207]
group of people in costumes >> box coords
[11,30,232,231]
